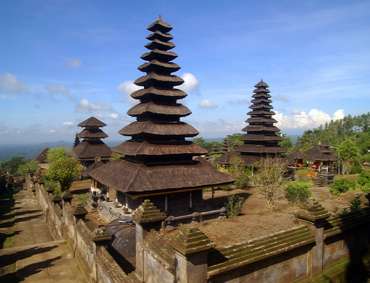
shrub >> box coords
[234,170,251,188]
[225,195,244,217]
[52,186,62,197]
[358,171,370,186]
[46,151,82,191]
[285,181,311,203]
[349,195,362,213]
[77,193,89,205]
[330,179,356,195]
[361,153,370,164]
[253,158,286,208]
[358,171,370,193]
[350,161,363,174]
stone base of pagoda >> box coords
[115,189,203,216]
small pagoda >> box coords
[90,17,233,215]
[237,80,285,165]
[73,116,112,167]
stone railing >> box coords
[162,207,226,228]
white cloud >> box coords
[117,80,140,103]
[178,73,199,92]
[275,108,345,130]
[199,99,218,109]
[0,73,28,95]
[46,84,71,97]
[77,98,105,112]
[333,109,345,121]
[65,58,81,68]
[75,99,118,122]
[49,129,56,133]
[109,112,119,119]
[118,80,140,95]
[190,118,243,138]
[63,121,74,127]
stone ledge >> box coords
[208,225,315,278]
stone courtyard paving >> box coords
[0,189,87,282]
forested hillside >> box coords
[296,112,370,164]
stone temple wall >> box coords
[34,182,135,283]
[31,178,370,283]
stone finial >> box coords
[172,227,214,256]
[73,204,88,219]
[132,199,166,224]
[52,195,62,203]
[92,225,112,243]
[297,199,330,224]
[62,190,73,202]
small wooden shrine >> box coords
[305,144,337,171]
[237,80,285,165]
[72,116,112,167]
[89,17,233,215]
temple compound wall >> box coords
[33,182,136,283]
[31,181,370,283]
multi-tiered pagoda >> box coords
[237,80,284,165]
[90,17,233,215]
[73,116,112,167]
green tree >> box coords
[17,160,38,176]
[279,134,294,153]
[46,151,81,191]
[192,137,206,148]
[253,158,287,208]
[225,134,244,151]
[0,156,27,175]
[336,138,360,174]
[47,147,66,163]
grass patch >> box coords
[3,233,15,248]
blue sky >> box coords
[1,0,370,144]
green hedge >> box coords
[330,179,356,195]
[285,181,311,203]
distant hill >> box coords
[0,140,125,161]
[0,135,300,161]
[0,141,71,160]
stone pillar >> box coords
[296,199,330,276]
[132,199,166,282]
[108,187,117,202]
[172,227,213,283]
[135,224,145,281]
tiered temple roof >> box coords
[73,116,111,162]
[305,144,336,162]
[90,17,233,194]
[288,144,336,164]
[238,80,284,165]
